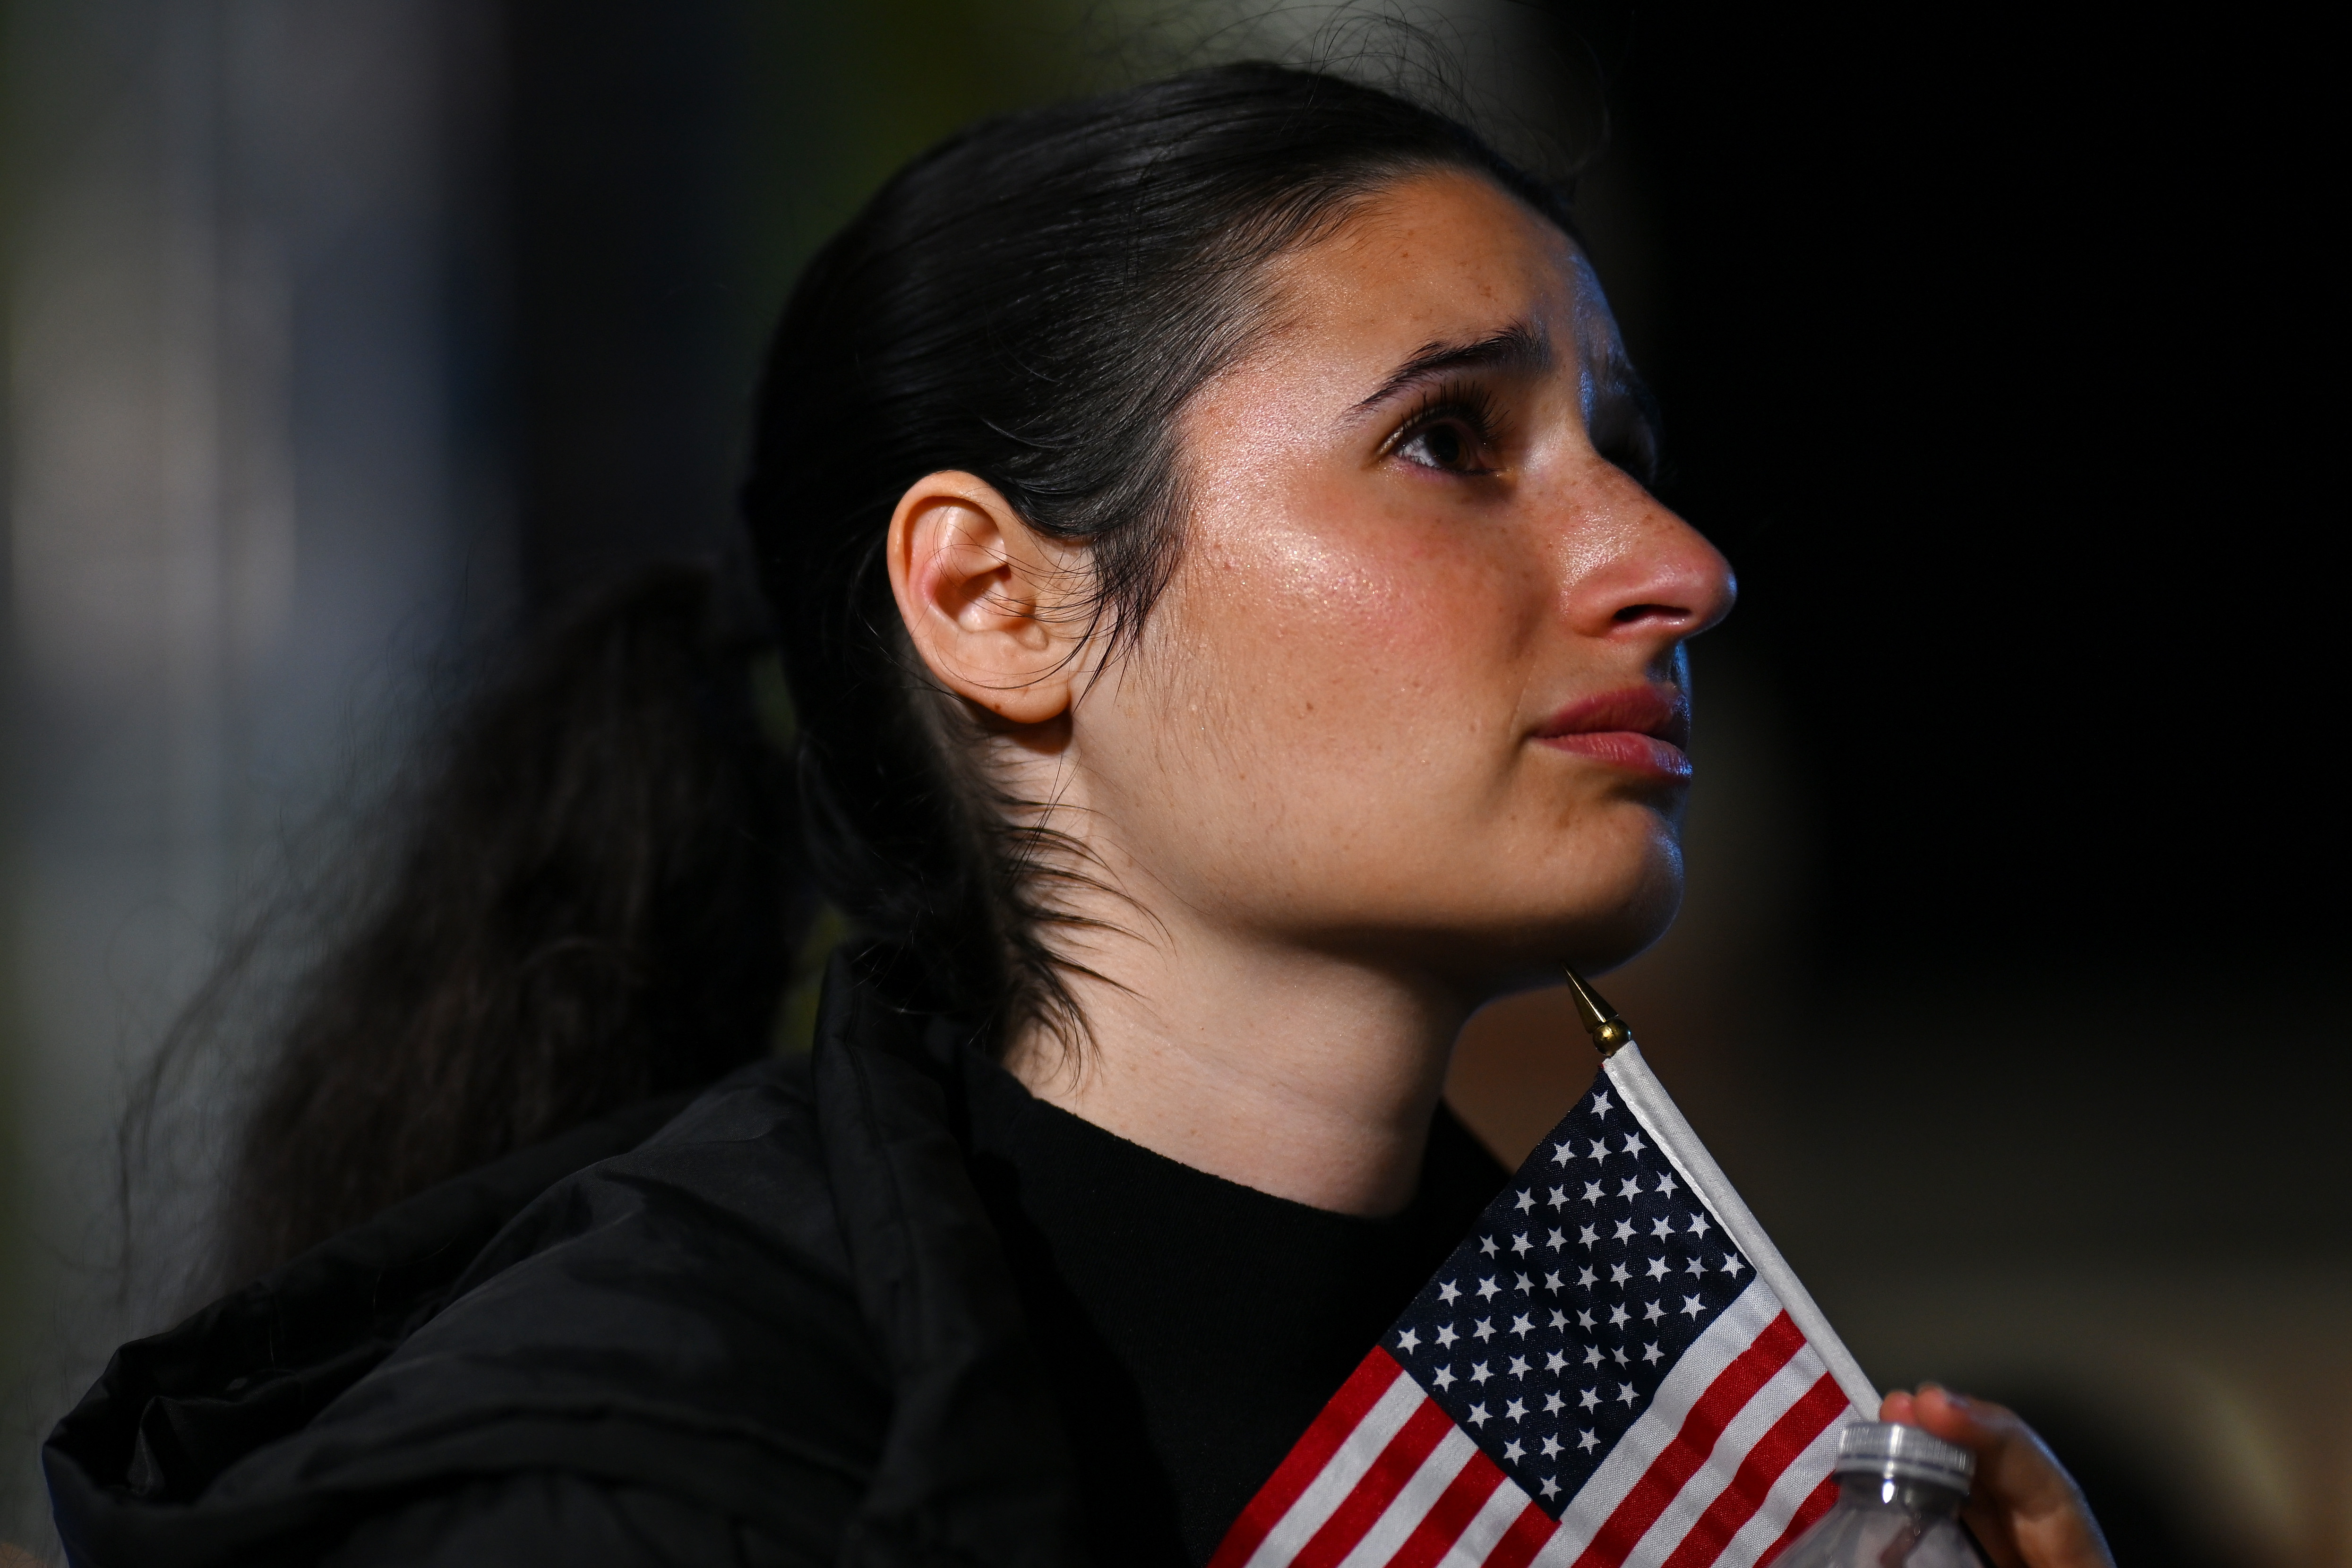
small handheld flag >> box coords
[1210,974,1878,1568]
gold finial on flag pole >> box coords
[1562,968,1632,1057]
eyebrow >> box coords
[1353,321,1553,414]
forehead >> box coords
[1261,168,1609,366]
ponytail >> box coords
[219,564,803,1285]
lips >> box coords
[1532,685,1692,782]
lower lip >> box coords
[1537,730,1693,782]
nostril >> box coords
[1612,602,1683,624]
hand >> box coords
[1879,1386,2115,1568]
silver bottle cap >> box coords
[1834,1421,1975,1493]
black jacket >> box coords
[44,953,1092,1567]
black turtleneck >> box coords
[961,1053,1507,1567]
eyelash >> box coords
[1385,379,1505,474]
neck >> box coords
[1002,908,1469,1217]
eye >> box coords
[1397,418,1486,473]
[1385,381,1503,477]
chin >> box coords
[1426,865,1685,1002]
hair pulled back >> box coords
[208,63,1571,1282]
[747,61,1570,1037]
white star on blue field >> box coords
[1388,1077,1750,1508]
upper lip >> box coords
[1534,685,1691,751]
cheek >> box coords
[1166,489,1540,804]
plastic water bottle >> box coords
[1775,1422,1986,1568]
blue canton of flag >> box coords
[1212,1066,1864,1568]
[1391,1083,1751,1502]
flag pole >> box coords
[1563,968,1881,1417]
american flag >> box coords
[1209,1066,1864,1568]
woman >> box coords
[47,63,2110,1568]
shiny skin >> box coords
[890,170,1730,1216]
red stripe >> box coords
[1571,1313,1807,1568]
[1755,1476,1841,1568]
[1484,1499,1562,1568]
[1657,1375,1849,1568]
[1209,1348,1404,1568]
[1292,1398,1457,1568]
[1387,1449,1510,1568]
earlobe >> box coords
[885,471,1081,725]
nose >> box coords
[1558,463,1737,653]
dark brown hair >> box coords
[210,568,797,1285]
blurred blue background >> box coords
[2,3,2342,1562]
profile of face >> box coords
[893,170,1735,1015]
[885,168,2113,1546]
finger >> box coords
[1904,1388,2114,1568]
[1913,1389,2078,1513]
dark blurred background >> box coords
[2,2,2341,1562]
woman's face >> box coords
[1071,169,1736,992]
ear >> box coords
[885,471,1086,725]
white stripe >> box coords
[1604,1045,1877,1414]
[1715,1406,1851,1568]
[1617,1344,1831,1568]
[1438,1473,1535,1567]
[1335,1427,1480,1568]
[1542,1279,1784,1559]
[1245,1369,1431,1568]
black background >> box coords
[1545,5,2340,985]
